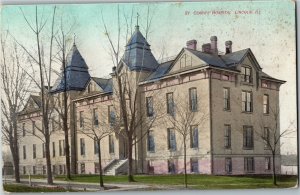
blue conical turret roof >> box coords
[122,25,158,72]
[51,44,91,93]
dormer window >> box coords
[241,66,252,83]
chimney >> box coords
[186,40,197,50]
[210,36,218,55]
[225,41,232,54]
[202,43,211,53]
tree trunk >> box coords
[9,140,20,183]
[98,140,104,188]
[127,136,134,182]
[272,153,277,186]
[183,139,187,188]
[45,125,53,185]
[12,119,20,183]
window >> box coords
[146,96,154,117]
[244,157,255,173]
[32,166,36,175]
[265,157,271,171]
[80,163,85,174]
[224,125,231,148]
[52,165,56,174]
[166,93,175,116]
[190,158,199,173]
[264,127,270,148]
[79,111,84,128]
[147,130,155,152]
[225,158,232,174]
[32,121,35,135]
[59,140,65,156]
[109,135,114,153]
[52,142,56,157]
[223,88,230,110]
[108,105,116,126]
[263,94,269,114]
[95,163,100,174]
[43,165,46,175]
[242,91,252,112]
[42,143,45,158]
[243,126,253,149]
[22,123,25,136]
[23,166,26,174]
[23,145,26,159]
[167,128,176,151]
[190,126,199,148]
[241,66,252,83]
[93,108,99,127]
[80,138,85,156]
[94,138,99,154]
[168,160,176,173]
[59,165,63,174]
[33,144,36,159]
[189,88,198,112]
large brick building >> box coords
[18,25,285,176]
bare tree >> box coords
[100,5,157,182]
[51,13,76,180]
[76,101,113,189]
[256,104,295,186]
[11,6,58,184]
[1,33,32,183]
[163,92,208,188]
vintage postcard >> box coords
[1,0,298,192]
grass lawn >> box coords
[55,174,298,189]
[3,183,78,192]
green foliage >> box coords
[3,184,77,192]
[55,174,297,189]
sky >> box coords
[1,0,297,154]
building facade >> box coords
[18,26,285,176]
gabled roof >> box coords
[51,44,91,93]
[121,25,158,72]
[91,77,113,93]
[142,47,270,83]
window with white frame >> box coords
[147,130,155,152]
[166,92,175,116]
[168,159,176,174]
[224,125,231,148]
[241,66,252,83]
[242,91,252,112]
[223,88,230,110]
[225,158,232,174]
[190,158,199,173]
[243,126,253,149]
[167,128,176,151]
[189,88,198,112]
[146,96,154,117]
[244,157,255,173]
[265,157,271,171]
[190,125,199,148]
[263,94,269,114]
[109,135,114,154]
[93,108,99,127]
[80,138,85,156]
[79,111,84,128]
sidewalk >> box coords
[3,178,156,191]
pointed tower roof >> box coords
[122,25,158,72]
[51,44,91,93]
